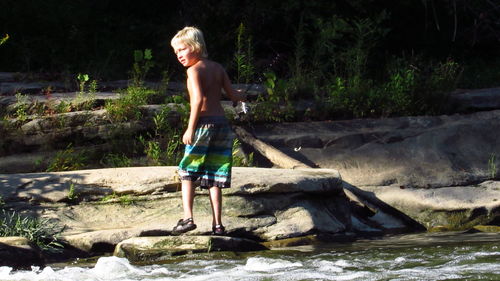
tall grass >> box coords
[105,86,156,122]
[0,209,63,252]
[46,144,88,172]
[139,104,188,166]
[234,23,255,84]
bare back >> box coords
[186,59,227,117]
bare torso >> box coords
[187,59,225,116]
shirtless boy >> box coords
[170,26,245,235]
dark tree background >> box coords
[1,0,499,87]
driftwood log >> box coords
[233,126,311,169]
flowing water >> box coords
[1,232,499,281]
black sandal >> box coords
[212,224,225,236]
[172,218,197,235]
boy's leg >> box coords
[182,180,195,222]
[208,186,222,226]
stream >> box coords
[1,231,499,280]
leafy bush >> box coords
[322,57,462,119]
[100,153,132,168]
[139,104,188,166]
[46,144,88,172]
[131,49,154,87]
[105,86,156,122]
[251,71,295,123]
[13,93,30,121]
[232,139,253,167]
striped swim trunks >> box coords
[178,116,235,189]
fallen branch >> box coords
[233,126,312,169]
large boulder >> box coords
[362,180,500,230]
[0,237,44,268]
[449,87,500,113]
[248,110,500,188]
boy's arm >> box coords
[222,69,246,104]
[184,67,203,145]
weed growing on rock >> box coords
[77,73,89,94]
[131,49,154,87]
[0,210,63,252]
[138,105,187,166]
[252,71,295,123]
[158,70,171,97]
[67,182,78,201]
[13,93,29,121]
[489,153,497,179]
[234,23,255,84]
[100,192,134,205]
[46,144,88,172]
[75,73,97,111]
[105,86,155,122]
[232,138,254,167]
[100,153,132,167]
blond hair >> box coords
[171,26,208,58]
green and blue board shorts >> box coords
[178,116,235,189]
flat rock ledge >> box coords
[0,166,424,267]
[2,166,497,267]
[114,236,268,263]
[358,181,500,231]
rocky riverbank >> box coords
[0,73,499,267]
[0,166,498,267]
[0,166,420,267]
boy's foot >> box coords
[212,224,226,236]
[172,218,197,235]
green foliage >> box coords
[67,182,78,200]
[100,192,134,205]
[105,86,155,122]
[139,136,162,164]
[46,144,88,172]
[234,23,255,84]
[323,57,462,119]
[0,210,63,252]
[1,1,499,88]
[75,73,97,111]
[100,153,132,168]
[131,49,154,87]
[344,13,389,81]
[252,71,295,123]
[0,34,8,46]
[232,138,253,167]
[139,104,187,166]
[158,70,171,96]
[77,73,89,93]
[13,93,29,121]
[55,100,72,114]
[287,13,316,99]
[165,95,186,104]
[489,153,497,179]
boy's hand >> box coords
[232,89,247,103]
[182,129,194,145]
